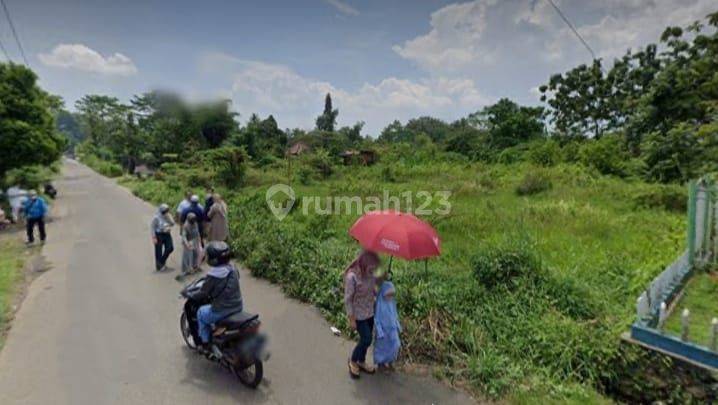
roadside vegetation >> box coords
[0,9,713,403]
[0,237,27,349]
[119,150,686,401]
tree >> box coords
[338,121,364,146]
[194,99,238,148]
[75,95,126,146]
[539,60,614,138]
[56,109,84,148]
[315,93,338,132]
[405,116,452,143]
[469,98,545,149]
[0,63,66,177]
[379,120,410,143]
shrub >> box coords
[304,148,334,179]
[515,170,552,196]
[578,134,629,177]
[496,145,525,164]
[196,146,246,187]
[3,165,53,189]
[297,165,315,185]
[633,185,687,212]
[81,154,123,177]
[471,238,542,288]
[381,165,397,182]
[526,139,561,167]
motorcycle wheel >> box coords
[234,360,263,389]
[180,312,198,350]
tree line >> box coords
[1,10,716,187]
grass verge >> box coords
[665,271,718,346]
[0,235,27,349]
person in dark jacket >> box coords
[180,194,205,245]
[203,187,215,217]
[190,241,243,349]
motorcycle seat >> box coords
[216,311,259,329]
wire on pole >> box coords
[0,0,28,65]
[545,0,597,61]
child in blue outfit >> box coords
[373,269,401,371]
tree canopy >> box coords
[0,63,65,177]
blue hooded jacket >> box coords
[23,197,48,219]
[373,281,401,365]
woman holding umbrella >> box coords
[344,210,441,379]
[344,250,380,379]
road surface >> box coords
[0,160,474,405]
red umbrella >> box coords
[349,210,441,268]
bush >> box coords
[471,238,542,288]
[526,139,561,167]
[3,165,53,189]
[515,170,552,196]
[304,148,334,179]
[381,165,397,182]
[633,185,687,212]
[196,146,246,187]
[578,134,629,177]
[81,154,123,177]
[496,145,526,164]
[297,165,315,185]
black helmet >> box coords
[206,241,231,266]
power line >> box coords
[545,0,597,60]
[0,0,27,65]
[0,34,11,62]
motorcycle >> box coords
[180,277,269,388]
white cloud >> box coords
[517,0,716,61]
[200,52,488,134]
[323,0,359,16]
[393,1,497,74]
[38,43,137,76]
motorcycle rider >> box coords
[188,241,243,354]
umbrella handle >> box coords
[388,256,393,276]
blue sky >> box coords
[1,0,715,134]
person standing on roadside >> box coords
[23,190,48,245]
[344,250,380,379]
[181,195,205,245]
[151,203,175,271]
[177,212,201,280]
[206,193,229,242]
[204,187,215,216]
[7,185,27,223]
[176,191,192,222]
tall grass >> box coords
[120,159,688,401]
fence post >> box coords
[658,302,667,332]
[688,181,697,267]
[711,318,718,351]
[701,181,711,259]
[681,309,690,341]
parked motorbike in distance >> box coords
[180,277,269,388]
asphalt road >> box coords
[0,160,474,405]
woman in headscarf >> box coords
[206,193,229,242]
[344,250,380,379]
[177,212,201,280]
[373,268,401,371]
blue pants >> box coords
[154,232,173,270]
[197,305,237,344]
[351,317,374,363]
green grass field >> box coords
[0,236,26,349]
[665,272,718,346]
[120,158,689,401]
